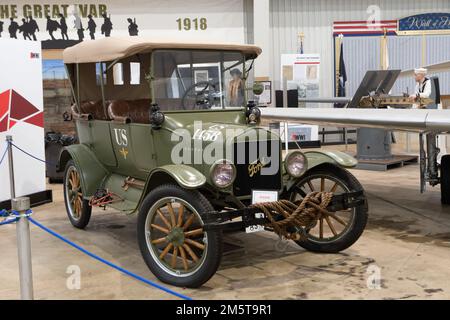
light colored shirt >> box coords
[414,78,431,98]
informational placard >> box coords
[280,54,320,108]
[0,39,46,203]
[255,80,272,105]
[0,0,245,49]
[287,124,319,142]
[269,122,319,143]
[246,190,278,233]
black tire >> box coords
[137,184,222,288]
[63,160,92,229]
[288,163,368,253]
[440,155,450,205]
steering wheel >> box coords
[181,80,220,110]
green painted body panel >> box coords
[103,173,141,212]
[63,143,109,198]
[304,150,358,169]
[91,121,117,167]
[148,165,206,188]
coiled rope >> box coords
[250,191,334,240]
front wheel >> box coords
[63,160,92,229]
[287,163,368,253]
[137,184,222,288]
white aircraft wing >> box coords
[261,107,450,133]
[400,60,450,78]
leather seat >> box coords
[72,101,110,120]
[81,101,110,120]
[108,100,152,124]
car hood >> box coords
[182,122,280,144]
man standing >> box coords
[59,14,69,40]
[8,18,19,38]
[0,21,3,38]
[87,15,96,40]
[73,11,84,41]
[409,68,431,108]
[127,18,138,36]
[28,16,39,41]
[227,69,245,107]
[19,18,31,40]
[101,13,113,37]
[46,16,60,40]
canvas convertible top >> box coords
[63,37,262,64]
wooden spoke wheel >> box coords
[288,164,368,253]
[292,174,354,241]
[63,160,92,229]
[138,184,222,288]
[147,198,207,275]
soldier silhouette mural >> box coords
[46,16,60,40]
[87,15,96,40]
[127,18,138,36]
[8,18,19,39]
[19,18,31,40]
[101,13,113,37]
[59,14,69,40]
[28,16,39,41]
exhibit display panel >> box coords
[0,0,245,48]
[0,39,47,204]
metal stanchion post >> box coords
[282,77,289,153]
[344,128,348,152]
[6,136,15,199]
[6,136,34,300]
[12,197,34,300]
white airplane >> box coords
[261,64,450,204]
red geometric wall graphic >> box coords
[0,89,43,133]
[0,115,8,132]
[0,90,9,118]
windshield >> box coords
[151,50,246,110]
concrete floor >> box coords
[1,151,450,300]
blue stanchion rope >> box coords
[0,209,32,226]
[0,217,18,226]
[0,142,7,166]
[11,142,58,166]
[28,217,192,300]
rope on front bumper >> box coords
[250,191,334,240]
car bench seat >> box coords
[108,100,152,124]
[71,101,110,120]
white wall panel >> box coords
[342,37,380,96]
[426,35,450,95]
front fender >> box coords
[304,150,357,169]
[59,144,109,198]
[146,164,206,190]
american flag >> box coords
[333,20,397,36]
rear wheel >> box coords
[288,163,368,253]
[63,160,92,229]
[137,184,222,288]
[440,155,450,205]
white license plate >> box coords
[246,190,278,233]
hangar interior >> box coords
[0,0,450,301]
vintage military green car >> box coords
[59,37,368,288]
